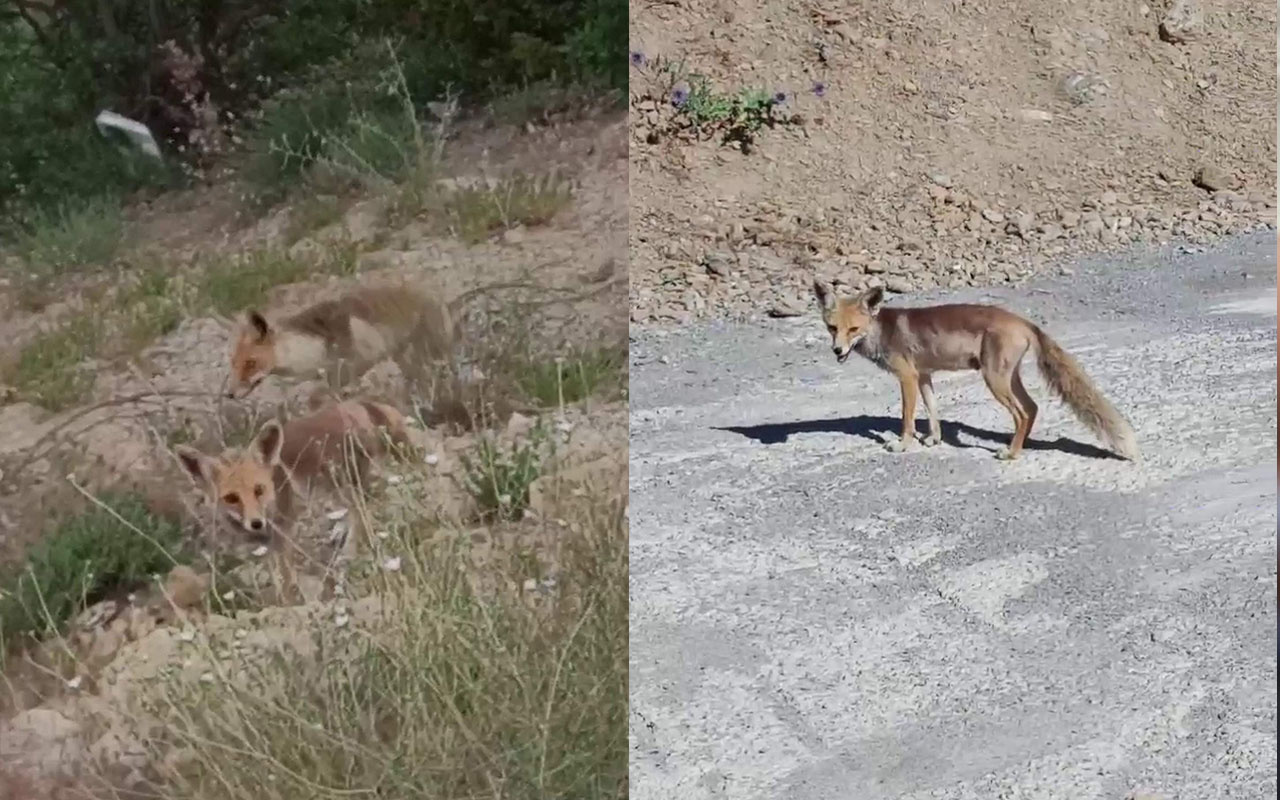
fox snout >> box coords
[243,515,270,541]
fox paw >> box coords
[922,434,942,447]
[884,438,909,453]
[994,448,1020,461]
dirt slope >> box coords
[628,0,1276,323]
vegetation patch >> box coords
[463,426,550,522]
[136,494,627,799]
[0,492,185,653]
[5,314,102,412]
[519,348,627,408]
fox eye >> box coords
[827,325,837,335]
[253,484,265,498]
[222,492,240,505]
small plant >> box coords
[0,492,185,649]
[462,425,549,521]
[679,79,781,143]
[633,53,822,149]
[12,195,125,276]
[195,243,358,316]
[283,194,345,244]
[519,348,626,407]
[6,313,102,411]
[118,264,183,353]
[435,173,574,244]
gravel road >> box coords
[628,231,1278,799]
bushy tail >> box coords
[1032,327,1139,461]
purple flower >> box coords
[771,91,788,106]
[812,81,827,98]
[630,51,647,68]
[671,87,689,107]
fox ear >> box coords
[254,420,285,466]
[175,446,214,486]
[860,286,886,313]
[812,279,836,312]
[246,310,270,340]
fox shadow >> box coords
[715,414,1121,461]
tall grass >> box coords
[129,490,628,799]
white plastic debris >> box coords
[326,508,349,521]
[382,556,402,572]
[424,453,440,466]
[65,675,83,691]
[251,546,269,557]
[94,110,162,159]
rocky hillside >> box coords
[628,0,1276,324]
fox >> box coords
[812,280,1139,462]
[225,284,451,400]
[226,280,543,401]
[174,399,412,600]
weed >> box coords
[117,264,183,353]
[195,243,358,316]
[519,348,626,408]
[6,314,102,411]
[283,194,345,244]
[12,196,125,276]
[132,488,627,799]
[463,425,549,522]
[429,173,573,244]
[636,54,809,148]
[0,492,185,651]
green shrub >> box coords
[0,493,186,648]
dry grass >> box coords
[79,475,627,800]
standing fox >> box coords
[225,285,452,400]
[226,281,542,401]
[812,281,1139,461]
[174,399,412,600]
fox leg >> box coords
[885,370,920,453]
[981,365,1028,461]
[918,373,942,446]
[1008,366,1038,454]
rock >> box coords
[505,412,536,440]
[1007,211,1035,238]
[1018,108,1054,123]
[981,208,1006,224]
[1059,210,1081,228]
[928,173,953,188]
[702,252,732,277]
[1159,0,1203,43]
[0,709,84,781]
[768,297,807,318]
[884,275,914,293]
[164,565,209,610]
[1192,164,1231,192]
[1039,223,1064,241]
